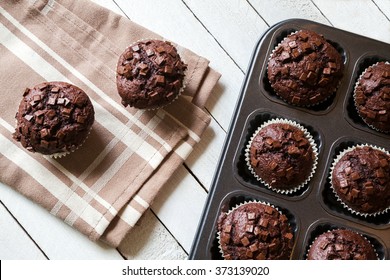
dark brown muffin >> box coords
[267,30,344,106]
[331,145,390,215]
[248,121,317,192]
[354,62,390,132]
[217,202,294,260]
[116,39,187,109]
[307,229,377,260]
[13,81,94,156]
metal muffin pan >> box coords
[189,19,390,260]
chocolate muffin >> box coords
[331,145,390,215]
[116,39,187,109]
[217,202,294,260]
[267,30,344,106]
[307,229,377,260]
[354,62,390,132]
[13,81,94,156]
[247,120,317,193]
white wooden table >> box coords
[1,0,390,260]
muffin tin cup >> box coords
[353,61,390,133]
[217,199,294,260]
[305,228,379,260]
[119,38,188,111]
[189,19,390,260]
[329,144,390,217]
[245,118,318,194]
[267,30,342,108]
[217,200,277,259]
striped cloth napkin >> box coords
[0,0,220,247]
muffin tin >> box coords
[189,19,390,260]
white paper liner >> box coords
[305,228,379,260]
[267,30,341,107]
[217,200,293,260]
[119,38,188,111]
[329,144,390,217]
[245,118,318,194]
[353,61,390,133]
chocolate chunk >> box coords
[247,212,256,220]
[350,172,360,181]
[155,75,165,85]
[280,51,290,62]
[131,45,140,52]
[146,49,154,57]
[24,114,34,121]
[288,41,297,48]
[259,218,269,228]
[245,224,254,233]
[241,237,250,246]
[47,97,56,105]
[224,224,232,233]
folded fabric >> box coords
[0,0,220,247]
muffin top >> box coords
[331,146,390,214]
[217,202,294,260]
[13,81,94,155]
[249,122,316,191]
[116,39,187,109]
[307,229,377,260]
[355,62,390,132]
[267,30,344,106]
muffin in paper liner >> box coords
[329,144,390,217]
[267,30,344,107]
[116,38,188,111]
[306,228,378,260]
[353,61,390,133]
[13,81,95,158]
[217,200,294,260]
[245,118,318,194]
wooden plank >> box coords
[89,0,126,17]
[0,202,46,259]
[183,0,269,71]
[0,182,123,259]
[151,164,208,253]
[118,209,187,260]
[90,0,214,257]
[248,0,329,26]
[374,0,390,20]
[313,0,390,43]
[186,119,227,190]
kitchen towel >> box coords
[0,0,220,247]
